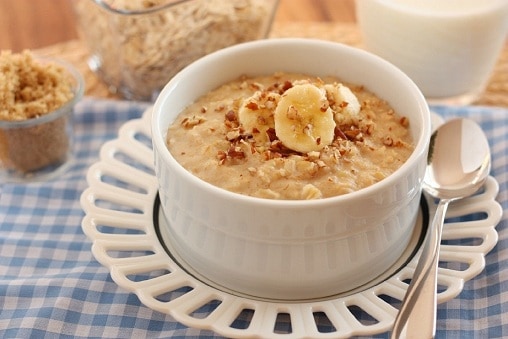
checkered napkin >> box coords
[0,98,507,338]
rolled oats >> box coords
[73,0,276,100]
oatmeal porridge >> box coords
[166,72,414,200]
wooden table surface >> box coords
[0,0,356,52]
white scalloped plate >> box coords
[81,108,502,338]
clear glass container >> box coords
[73,0,279,101]
[0,55,84,183]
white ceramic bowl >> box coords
[152,38,431,300]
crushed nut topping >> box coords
[167,72,414,200]
[225,110,237,122]
[181,115,206,128]
[217,145,246,164]
[246,101,259,110]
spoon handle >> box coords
[391,198,450,339]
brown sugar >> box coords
[0,51,75,174]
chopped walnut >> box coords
[320,100,330,112]
[181,115,206,128]
[217,145,246,164]
[264,94,278,109]
[228,146,246,159]
[334,126,347,140]
[266,127,277,142]
[281,80,293,93]
[343,128,363,141]
[256,115,269,126]
[225,110,237,122]
[361,123,375,135]
[263,149,283,160]
[383,136,403,147]
[400,116,410,127]
[286,105,300,120]
[246,101,259,110]
[226,129,241,141]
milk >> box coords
[356,0,508,104]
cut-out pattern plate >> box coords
[81,108,502,338]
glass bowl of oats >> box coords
[73,0,279,101]
[0,51,84,183]
[152,38,431,300]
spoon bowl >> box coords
[424,118,491,200]
[392,118,491,338]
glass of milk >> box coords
[355,0,508,105]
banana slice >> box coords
[238,91,280,144]
[325,83,361,121]
[274,83,336,153]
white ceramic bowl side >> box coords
[152,38,431,300]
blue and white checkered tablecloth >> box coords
[0,98,507,338]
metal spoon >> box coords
[391,118,491,339]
